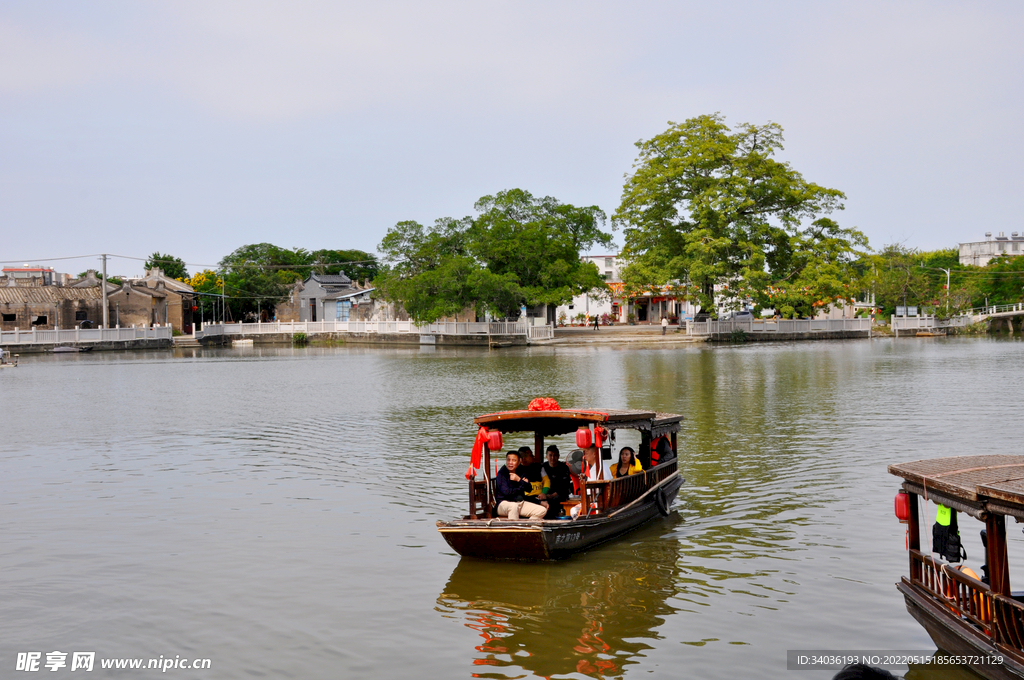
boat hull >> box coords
[898,579,1024,680]
[437,473,684,560]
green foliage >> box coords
[144,252,188,281]
[869,244,932,316]
[218,243,379,320]
[307,249,379,282]
[976,255,1024,307]
[376,189,612,322]
[182,270,223,320]
[292,332,308,346]
[615,114,866,316]
[857,244,1024,318]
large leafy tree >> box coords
[144,252,189,281]
[615,114,866,316]
[376,190,612,322]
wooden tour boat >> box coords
[437,402,684,561]
[890,455,1024,679]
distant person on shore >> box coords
[593,315,600,330]
[495,451,547,520]
[612,447,643,478]
[661,316,668,335]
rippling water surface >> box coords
[3,338,1024,679]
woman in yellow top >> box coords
[612,447,643,478]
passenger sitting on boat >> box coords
[612,447,643,478]
[518,446,550,507]
[583,446,604,481]
[495,451,548,520]
[543,445,574,517]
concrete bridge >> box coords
[971,303,1024,332]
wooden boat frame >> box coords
[437,407,684,560]
[890,455,1024,679]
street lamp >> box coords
[920,264,952,314]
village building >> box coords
[290,273,376,322]
[554,255,700,325]
[103,268,196,332]
[959,232,1024,267]
[0,284,107,330]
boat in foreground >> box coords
[437,403,684,560]
[890,455,1024,679]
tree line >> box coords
[139,113,1024,323]
[136,247,378,322]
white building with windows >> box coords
[960,232,1024,267]
[554,255,700,325]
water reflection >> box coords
[437,518,686,678]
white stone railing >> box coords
[891,314,972,331]
[0,325,173,345]
[688,317,872,336]
[969,302,1024,319]
[528,324,554,340]
[195,320,539,338]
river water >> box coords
[3,338,1023,679]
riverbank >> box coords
[548,325,706,345]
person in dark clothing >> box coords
[495,451,547,520]
[518,446,546,502]
[542,445,574,517]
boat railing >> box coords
[992,594,1024,650]
[909,549,994,635]
[584,458,679,514]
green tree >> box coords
[144,252,189,281]
[376,190,612,322]
[218,243,307,320]
[615,114,866,316]
[870,244,932,316]
[974,254,1024,308]
[182,270,223,320]
[308,249,379,283]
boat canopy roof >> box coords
[474,408,683,437]
[890,455,1024,520]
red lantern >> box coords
[576,427,592,449]
[487,430,503,451]
[895,491,910,522]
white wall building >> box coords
[554,255,701,325]
[960,232,1024,267]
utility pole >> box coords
[920,264,952,314]
[101,254,109,329]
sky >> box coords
[1,1,1021,277]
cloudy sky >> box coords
[1,1,1021,276]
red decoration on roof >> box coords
[528,397,561,411]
